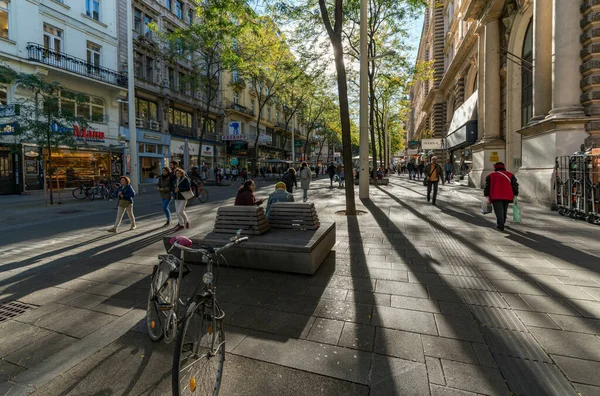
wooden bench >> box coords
[214,206,270,235]
[269,202,320,230]
[354,177,389,186]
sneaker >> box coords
[107,228,117,233]
[130,225,137,230]
[175,225,185,231]
[163,221,172,227]
[185,222,190,229]
[432,201,436,206]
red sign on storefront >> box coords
[73,125,105,142]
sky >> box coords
[405,13,425,67]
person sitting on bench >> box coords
[235,180,264,206]
[265,182,294,218]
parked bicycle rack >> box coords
[555,152,600,225]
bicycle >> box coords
[72,182,95,201]
[191,179,209,203]
[145,233,247,395]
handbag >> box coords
[118,199,131,208]
[513,197,522,223]
[481,197,492,214]
[177,178,195,200]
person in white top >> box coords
[299,162,312,202]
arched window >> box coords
[521,20,533,127]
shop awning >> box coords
[446,91,478,150]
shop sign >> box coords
[421,139,443,150]
[51,123,105,142]
[222,134,247,141]
[230,157,239,165]
[201,144,214,156]
[0,122,17,135]
[0,104,20,118]
[490,151,500,162]
[294,140,303,147]
[143,133,161,141]
[258,134,272,144]
[407,149,419,155]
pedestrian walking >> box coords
[108,176,136,233]
[339,169,345,187]
[407,162,414,180]
[327,162,336,187]
[241,167,248,183]
[157,167,172,227]
[282,168,298,193]
[173,168,192,230]
[444,159,453,184]
[300,162,312,202]
[232,166,239,181]
[484,162,519,231]
[424,156,445,205]
[418,162,425,180]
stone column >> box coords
[482,17,501,139]
[477,26,485,138]
[530,0,552,122]
[549,0,584,116]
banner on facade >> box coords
[201,144,214,156]
[421,139,443,150]
[0,123,17,135]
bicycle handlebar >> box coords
[171,236,248,255]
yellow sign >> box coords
[490,154,499,162]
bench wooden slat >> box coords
[215,219,269,226]
[271,202,315,208]
[270,224,320,230]
[218,206,265,213]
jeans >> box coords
[115,203,135,229]
[492,200,510,229]
[174,199,189,226]
[162,198,171,222]
[427,181,439,203]
[445,172,451,183]
[303,188,308,201]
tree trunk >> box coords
[368,71,378,180]
[316,137,326,165]
[252,109,263,178]
[332,36,356,214]
[47,119,54,205]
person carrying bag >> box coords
[173,168,192,230]
[483,162,519,231]
[108,176,136,233]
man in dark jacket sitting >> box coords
[484,162,519,231]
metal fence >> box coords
[555,153,600,224]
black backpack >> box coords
[282,172,290,185]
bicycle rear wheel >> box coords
[198,189,209,203]
[172,299,224,396]
[72,187,86,200]
[87,188,95,201]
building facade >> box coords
[0,0,126,194]
[408,0,600,205]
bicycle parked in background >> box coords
[145,233,247,395]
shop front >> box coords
[226,141,249,170]
[446,91,478,179]
[170,138,200,170]
[0,122,21,195]
[120,127,170,184]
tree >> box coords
[159,0,248,166]
[0,65,89,204]
[236,16,298,174]
[302,89,335,160]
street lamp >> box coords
[126,0,138,191]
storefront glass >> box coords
[141,156,163,179]
[45,148,111,188]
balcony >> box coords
[224,100,255,118]
[229,77,246,89]
[26,43,127,88]
[135,118,160,131]
[169,124,196,137]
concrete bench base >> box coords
[354,178,389,186]
[163,222,336,275]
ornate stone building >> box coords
[407,0,600,205]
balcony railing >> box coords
[224,100,255,117]
[27,43,127,88]
[169,124,195,137]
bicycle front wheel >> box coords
[172,300,225,396]
[72,187,86,200]
[198,189,209,203]
[147,276,177,342]
[87,189,95,201]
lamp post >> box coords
[126,0,138,191]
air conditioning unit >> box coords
[135,119,144,128]
[149,121,159,131]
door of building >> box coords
[0,148,16,194]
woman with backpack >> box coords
[282,168,297,194]
[108,176,136,233]
[299,162,312,202]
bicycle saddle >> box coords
[169,235,193,248]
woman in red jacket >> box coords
[234,180,264,206]
[484,162,519,231]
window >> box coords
[232,68,239,83]
[165,0,172,11]
[168,67,175,88]
[145,57,154,82]
[175,1,183,19]
[250,99,255,113]
[135,98,158,121]
[59,91,105,122]
[86,0,100,21]
[134,9,142,33]
[521,20,533,127]
[168,108,193,128]
[0,0,9,40]
[233,91,239,105]
[187,9,193,24]
[43,23,62,56]
[179,72,187,92]
[144,15,152,37]
[86,41,101,71]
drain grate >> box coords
[56,210,84,215]
[0,301,35,322]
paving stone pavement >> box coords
[0,175,600,395]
